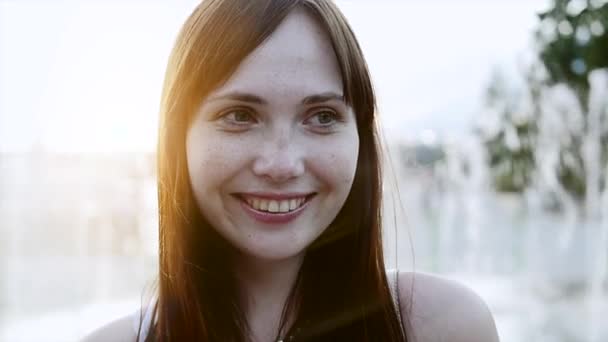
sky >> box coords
[0,0,550,153]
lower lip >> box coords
[238,196,312,224]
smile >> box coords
[236,193,315,213]
[233,193,316,224]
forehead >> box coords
[210,8,343,99]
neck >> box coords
[234,252,304,341]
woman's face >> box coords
[186,9,359,261]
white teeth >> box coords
[268,200,279,213]
[289,199,297,211]
[243,196,309,213]
[279,200,290,213]
[259,199,268,211]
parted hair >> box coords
[146,0,410,341]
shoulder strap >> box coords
[133,297,157,342]
[386,268,400,312]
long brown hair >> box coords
[146,0,410,341]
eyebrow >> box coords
[206,91,345,105]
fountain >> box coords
[386,66,608,341]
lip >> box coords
[233,193,315,224]
[235,192,315,200]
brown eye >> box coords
[316,111,335,125]
[218,108,256,126]
[226,109,254,123]
[215,107,258,132]
[305,109,342,129]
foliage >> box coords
[481,0,608,200]
[481,72,537,193]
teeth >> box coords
[268,200,279,213]
[244,196,308,213]
[259,199,268,211]
[279,200,290,213]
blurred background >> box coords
[1,0,607,341]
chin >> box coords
[239,242,307,262]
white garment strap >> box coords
[132,298,157,342]
[386,269,400,312]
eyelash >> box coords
[305,109,344,129]
[217,107,344,131]
[218,107,255,126]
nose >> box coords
[252,129,305,184]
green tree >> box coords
[481,0,608,201]
[536,0,608,199]
[480,71,537,193]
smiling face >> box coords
[185,8,359,262]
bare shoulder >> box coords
[396,271,499,342]
[80,312,139,342]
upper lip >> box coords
[234,192,316,200]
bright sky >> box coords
[0,0,549,153]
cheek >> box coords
[312,135,359,192]
[186,130,249,194]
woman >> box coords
[84,0,499,341]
